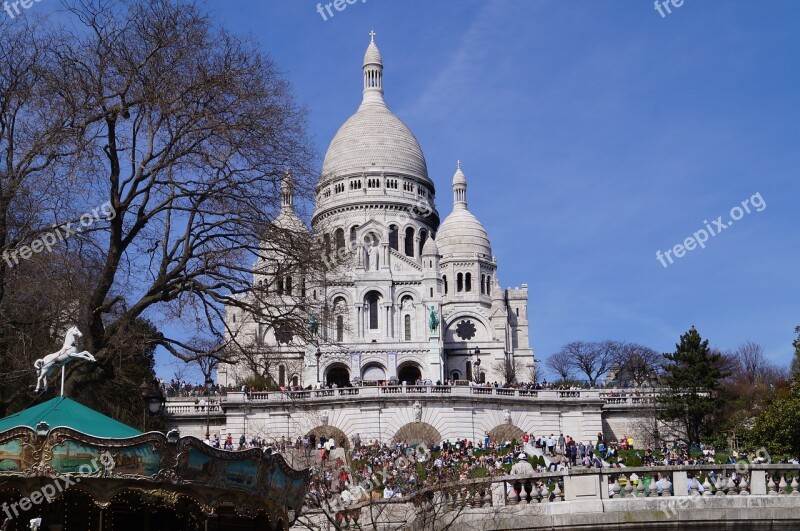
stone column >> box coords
[491,481,506,506]
[672,471,689,497]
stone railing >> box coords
[307,464,800,530]
[164,402,222,415]
[163,387,670,412]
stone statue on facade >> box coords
[308,313,319,339]
[503,409,512,425]
[367,245,379,271]
[428,306,439,333]
[413,401,422,423]
[34,326,96,393]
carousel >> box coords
[0,328,309,531]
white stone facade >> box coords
[219,35,533,390]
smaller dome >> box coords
[273,209,308,234]
[421,237,439,256]
[437,162,492,259]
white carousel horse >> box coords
[34,326,96,392]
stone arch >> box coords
[324,363,350,387]
[361,362,387,382]
[306,425,350,450]
[487,424,525,445]
[397,361,423,384]
[391,422,442,448]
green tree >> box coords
[748,377,800,456]
[659,327,729,444]
[790,326,800,375]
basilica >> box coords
[219,34,533,390]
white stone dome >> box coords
[437,163,492,259]
[320,34,430,184]
[421,236,439,256]
[321,101,429,182]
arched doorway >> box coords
[306,425,350,450]
[325,364,350,387]
[487,424,525,446]
[398,363,422,384]
[391,422,442,448]
[361,363,386,383]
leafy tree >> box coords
[748,377,800,457]
[659,327,729,444]
[791,326,800,375]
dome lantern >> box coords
[363,30,384,104]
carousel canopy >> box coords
[0,397,142,438]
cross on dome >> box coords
[369,30,376,42]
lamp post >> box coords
[205,375,214,440]
[315,348,322,386]
[473,347,482,383]
[140,378,165,432]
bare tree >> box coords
[732,340,772,386]
[21,0,319,392]
[612,342,661,387]
[545,350,574,382]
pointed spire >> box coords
[452,160,467,208]
[362,31,384,105]
[281,168,294,210]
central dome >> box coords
[321,102,429,181]
[320,35,430,184]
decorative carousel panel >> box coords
[0,429,38,473]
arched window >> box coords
[389,226,399,251]
[350,226,358,246]
[404,227,415,257]
[368,292,379,330]
[451,371,461,381]
[336,315,344,342]
[323,233,331,256]
[443,275,448,295]
[465,273,472,292]
[404,314,412,341]
[279,365,286,387]
[301,278,306,298]
[480,274,486,295]
[334,228,345,252]
[277,278,284,295]
[466,361,472,382]
[419,230,428,256]
[285,276,292,295]
[487,275,492,295]
[291,375,299,386]
[457,273,463,292]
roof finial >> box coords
[457,160,461,170]
[369,30,376,43]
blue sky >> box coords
[207,0,799,377]
[30,0,799,379]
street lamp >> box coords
[140,379,165,432]
[315,348,322,386]
[532,357,542,385]
[473,347,482,383]
[205,375,214,440]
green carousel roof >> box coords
[0,397,142,439]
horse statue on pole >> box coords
[34,326,96,394]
